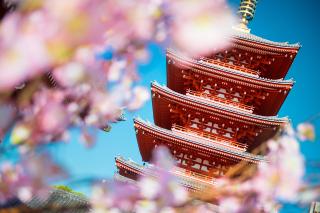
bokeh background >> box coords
[50,0,320,212]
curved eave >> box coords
[232,31,300,54]
[134,118,266,164]
[115,156,152,177]
[152,82,289,126]
[115,156,211,191]
[167,50,294,90]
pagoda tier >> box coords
[200,31,300,80]
[151,82,288,150]
[134,118,265,178]
[115,156,215,192]
[167,49,293,116]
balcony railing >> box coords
[172,124,248,151]
[186,89,254,113]
[199,57,260,76]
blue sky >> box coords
[49,0,320,211]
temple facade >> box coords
[114,0,300,192]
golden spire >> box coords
[235,0,258,33]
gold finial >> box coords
[235,0,258,33]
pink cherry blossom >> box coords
[0,13,51,90]
[0,154,66,203]
[169,0,235,56]
[218,197,241,213]
[0,163,25,203]
[15,154,66,202]
[253,135,305,202]
[127,86,150,111]
[297,122,315,141]
[53,62,87,87]
[91,182,140,212]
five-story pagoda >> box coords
[115,0,300,192]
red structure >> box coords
[115,1,300,190]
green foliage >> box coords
[54,185,86,198]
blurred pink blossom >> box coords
[91,182,140,212]
[254,136,305,202]
[53,62,87,87]
[0,163,25,203]
[91,147,188,212]
[36,102,68,134]
[0,154,66,203]
[169,0,235,56]
[297,122,315,141]
[107,60,126,82]
[138,147,188,206]
[218,197,241,213]
[19,154,67,201]
[127,86,150,111]
[0,13,52,90]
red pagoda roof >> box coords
[152,82,288,126]
[134,118,266,164]
[219,31,300,79]
[232,31,300,52]
[167,49,294,89]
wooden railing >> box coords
[202,86,245,100]
[186,89,254,112]
[172,124,248,151]
[199,57,260,76]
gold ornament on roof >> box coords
[235,0,258,33]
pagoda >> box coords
[114,0,300,192]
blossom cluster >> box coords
[0,154,66,203]
[0,0,235,147]
[88,124,318,213]
[0,0,235,208]
[216,123,317,212]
